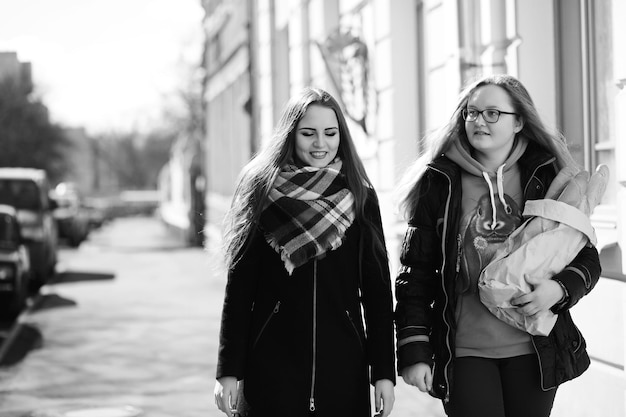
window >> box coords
[0,180,42,210]
[556,0,616,204]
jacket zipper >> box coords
[530,337,551,391]
[455,234,462,273]
[309,260,318,412]
[429,166,454,403]
[252,301,281,349]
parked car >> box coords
[0,168,58,292]
[0,204,31,319]
[52,182,90,247]
[82,197,109,230]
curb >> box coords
[0,293,45,366]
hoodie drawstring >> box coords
[481,164,510,230]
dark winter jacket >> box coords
[217,191,396,417]
[394,142,601,403]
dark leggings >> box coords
[445,354,557,417]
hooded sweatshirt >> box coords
[445,136,534,358]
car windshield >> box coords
[0,213,19,249]
[0,179,41,210]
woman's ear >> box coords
[514,117,524,133]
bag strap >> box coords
[522,199,597,245]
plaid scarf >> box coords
[260,159,355,275]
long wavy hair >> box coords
[223,87,383,270]
[397,74,577,219]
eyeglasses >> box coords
[462,108,517,123]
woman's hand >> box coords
[400,362,432,392]
[374,379,395,417]
[511,276,564,317]
[214,376,238,416]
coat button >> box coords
[572,340,579,348]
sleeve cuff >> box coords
[550,277,570,313]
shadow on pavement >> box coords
[30,293,78,313]
[0,270,117,367]
[29,270,115,313]
[50,270,116,284]
[0,323,42,366]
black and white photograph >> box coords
[0,1,624,416]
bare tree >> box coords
[0,80,71,182]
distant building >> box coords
[60,127,100,195]
[200,0,253,230]
[157,133,206,247]
[0,51,33,94]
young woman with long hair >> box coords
[215,87,395,417]
[395,74,601,417]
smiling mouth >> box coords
[310,152,327,158]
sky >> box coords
[0,0,204,134]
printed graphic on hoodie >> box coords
[460,191,523,291]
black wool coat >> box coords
[217,192,396,417]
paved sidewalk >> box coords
[0,217,222,416]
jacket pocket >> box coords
[572,323,584,354]
[252,301,281,350]
[346,310,365,352]
[554,313,590,385]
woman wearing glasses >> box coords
[394,74,601,417]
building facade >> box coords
[201,1,626,415]
[0,51,32,94]
[157,133,206,247]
